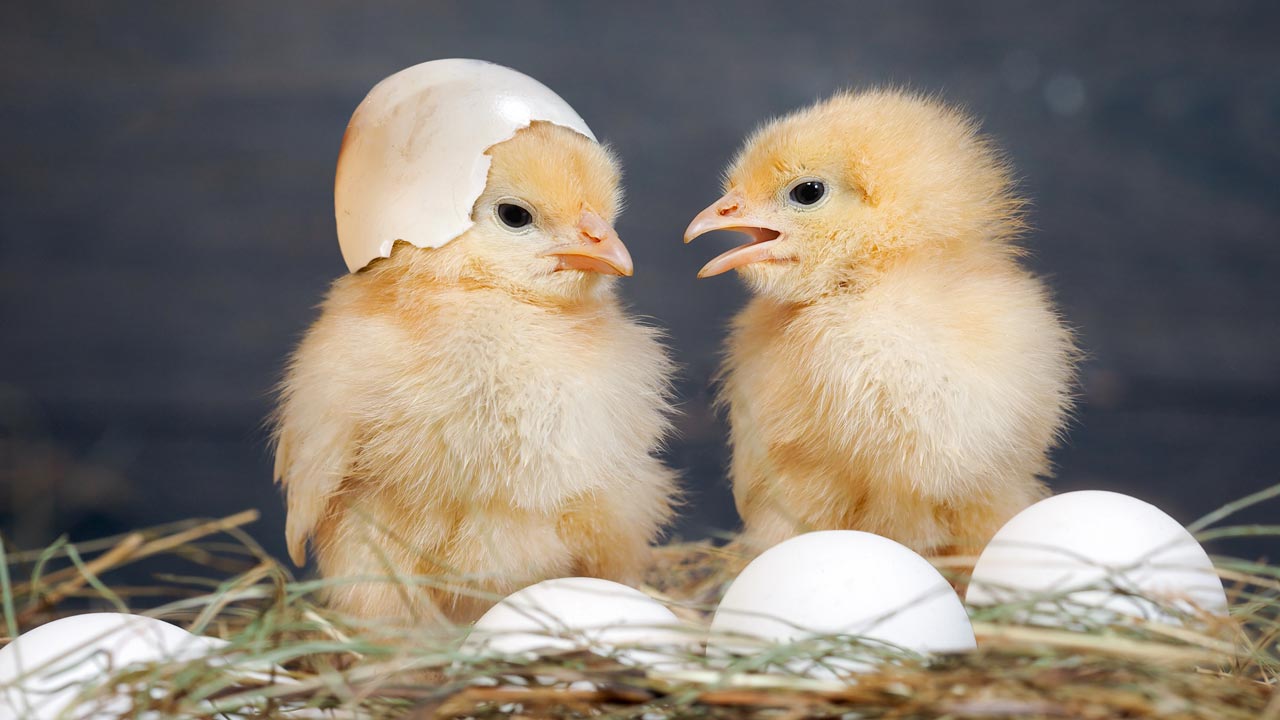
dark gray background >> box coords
[2,2,1277,565]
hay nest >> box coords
[2,487,1277,719]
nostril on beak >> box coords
[717,203,738,217]
[577,210,614,244]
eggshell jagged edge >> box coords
[335,58,596,273]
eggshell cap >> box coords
[335,59,596,272]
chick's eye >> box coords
[496,203,533,229]
[789,180,826,206]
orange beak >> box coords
[683,190,783,278]
[542,210,634,277]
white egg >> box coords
[0,613,225,720]
[965,490,1229,626]
[335,58,596,272]
[708,531,975,677]
[462,577,692,670]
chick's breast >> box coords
[724,251,1073,554]
[276,275,677,623]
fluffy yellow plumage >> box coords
[274,122,678,623]
[686,89,1077,556]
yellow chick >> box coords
[685,89,1076,557]
[274,122,677,624]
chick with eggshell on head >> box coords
[274,59,678,624]
[334,58,633,286]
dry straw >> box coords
[1,485,1277,718]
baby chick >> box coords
[275,121,677,624]
[685,90,1076,557]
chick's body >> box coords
[722,247,1070,554]
[275,123,676,623]
[687,90,1075,556]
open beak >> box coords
[542,210,634,277]
[683,190,783,278]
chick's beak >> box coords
[683,190,783,278]
[542,210,634,277]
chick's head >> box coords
[442,121,630,303]
[685,89,1024,303]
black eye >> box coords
[789,180,826,206]
[497,202,533,229]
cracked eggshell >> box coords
[965,490,1229,627]
[335,58,596,272]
